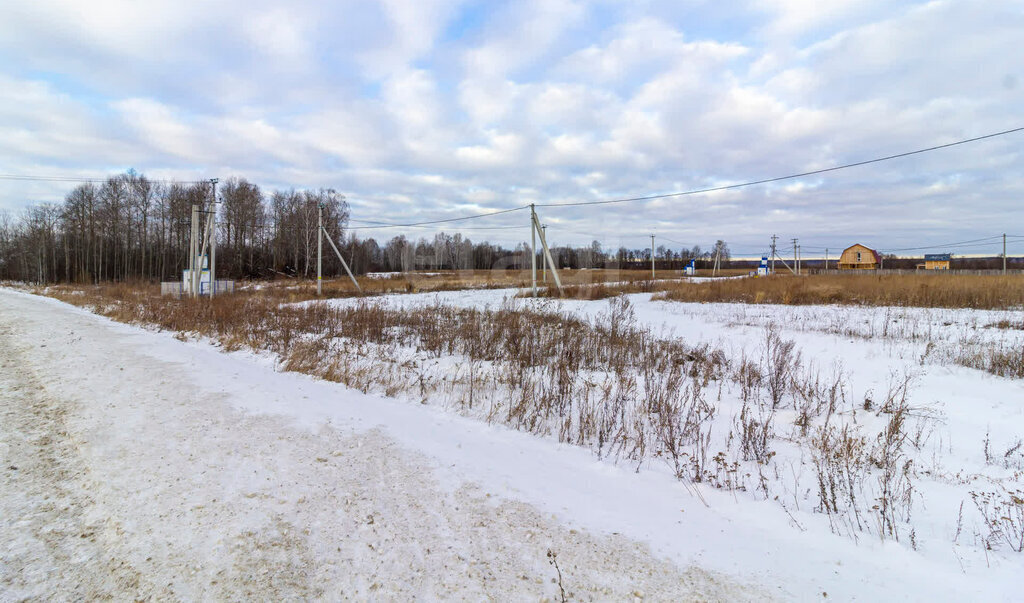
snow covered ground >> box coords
[3,285,1023,600]
[0,288,758,600]
[309,287,1024,600]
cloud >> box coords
[0,0,1021,255]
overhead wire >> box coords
[0,173,208,184]
[5,127,1022,250]
[347,204,530,229]
[882,235,1004,252]
[349,219,524,231]
[534,126,1024,208]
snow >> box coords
[3,285,1023,600]
[0,288,759,600]
[307,286,1024,599]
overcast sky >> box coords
[1,0,1022,256]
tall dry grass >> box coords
[656,273,1024,309]
[240,268,688,302]
[36,281,946,545]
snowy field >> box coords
[2,285,1023,600]
[310,287,1024,599]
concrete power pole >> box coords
[210,178,218,296]
[530,204,537,298]
[651,234,656,280]
[317,203,323,296]
[770,235,777,274]
[542,224,548,283]
[189,204,198,298]
[792,238,798,276]
[825,248,829,271]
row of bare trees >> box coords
[0,170,733,283]
[0,171,349,283]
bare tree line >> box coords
[0,171,349,283]
[0,170,731,283]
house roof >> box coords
[923,253,951,261]
[842,243,880,264]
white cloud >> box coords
[361,0,466,75]
[243,9,314,65]
[1,0,1022,252]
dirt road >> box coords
[0,289,759,601]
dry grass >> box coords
[35,281,954,546]
[237,268,690,303]
[655,274,1024,310]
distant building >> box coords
[917,253,951,270]
[837,244,880,270]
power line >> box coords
[658,235,691,246]
[535,126,1024,208]
[7,126,1021,235]
[883,235,1004,253]
[349,219,523,231]
[349,205,530,229]
[0,173,206,184]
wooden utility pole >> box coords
[1004,233,1007,274]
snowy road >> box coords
[0,289,757,601]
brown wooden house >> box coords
[837,244,879,270]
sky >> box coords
[1,0,1022,257]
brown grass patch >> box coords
[655,274,1024,310]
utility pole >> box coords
[542,224,548,283]
[651,234,656,280]
[320,219,362,292]
[1004,233,1007,274]
[825,248,828,271]
[210,178,218,296]
[770,235,777,274]
[792,238,798,276]
[317,203,323,296]
[529,207,564,296]
[189,204,198,298]
[797,245,801,275]
[530,204,537,298]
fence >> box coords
[808,269,1024,276]
[160,280,235,297]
